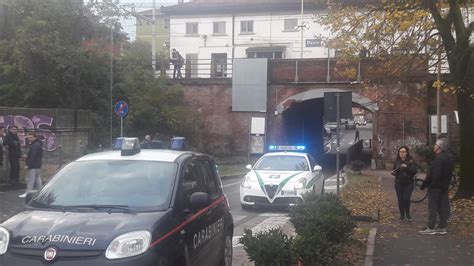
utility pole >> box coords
[436,46,442,138]
[295,0,304,83]
[152,0,157,77]
[300,0,304,59]
[336,92,341,197]
[110,25,114,146]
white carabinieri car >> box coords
[240,148,324,209]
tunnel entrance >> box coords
[282,98,324,158]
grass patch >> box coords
[215,156,248,177]
[217,163,247,177]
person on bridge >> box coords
[391,145,417,221]
[171,49,183,79]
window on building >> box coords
[213,21,226,34]
[247,51,282,59]
[240,20,254,34]
[284,19,298,31]
[186,22,199,35]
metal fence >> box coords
[167,58,234,79]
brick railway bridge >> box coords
[176,58,458,164]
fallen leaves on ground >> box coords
[449,195,474,235]
[341,174,392,223]
[332,227,367,265]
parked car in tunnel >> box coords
[324,122,339,132]
[345,119,356,130]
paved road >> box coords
[326,123,372,154]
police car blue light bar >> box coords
[268,145,306,151]
[121,138,141,156]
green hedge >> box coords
[289,193,355,265]
[239,193,355,265]
[239,228,294,266]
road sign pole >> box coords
[120,116,123,137]
[114,101,129,138]
[336,92,340,197]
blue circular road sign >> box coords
[114,101,129,118]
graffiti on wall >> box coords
[377,129,385,159]
[0,115,58,151]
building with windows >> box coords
[135,9,170,57]
[161,0,333,78]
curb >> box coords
[364,227,377,266]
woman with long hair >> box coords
[391,146,417,221]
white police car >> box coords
[0,138,233,265]
[240,146,324,209]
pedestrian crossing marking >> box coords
[232,215,290,247]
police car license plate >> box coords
[281,190,296,195]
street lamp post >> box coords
[300,0,304,59]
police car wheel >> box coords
[219,233,233,266]
[241,204,252,210]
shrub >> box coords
[350,160,365,173]
[289,193,355,265]
[414,145,435,163]
[239,228,294,266]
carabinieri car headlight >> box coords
[0,227,10,255]
[294,178,307,190]
[105,230,151,259]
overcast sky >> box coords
[118,0,177,41]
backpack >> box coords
[177,54,184,65]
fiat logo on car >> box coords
[44,247,57,261]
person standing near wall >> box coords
[141,135,152,149]
[3,126,21,185]
[18,132,43,198]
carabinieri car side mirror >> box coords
[189,192,211,210]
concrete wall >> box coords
[0,107,91,165]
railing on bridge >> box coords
[167,58,233,79]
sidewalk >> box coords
[362,169,474,265]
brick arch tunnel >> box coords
[274,88,378,158]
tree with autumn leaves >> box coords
[318,0,474,197]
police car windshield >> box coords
[30,160,177,211]
[254,155,309,171]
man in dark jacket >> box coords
[19,132,43,198]
[418,138,454,235]
[3,126,21,184]
[0,126,4,168]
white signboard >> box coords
[430,115,447,134]
[250,135,265,154]
[251,117,265,135]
